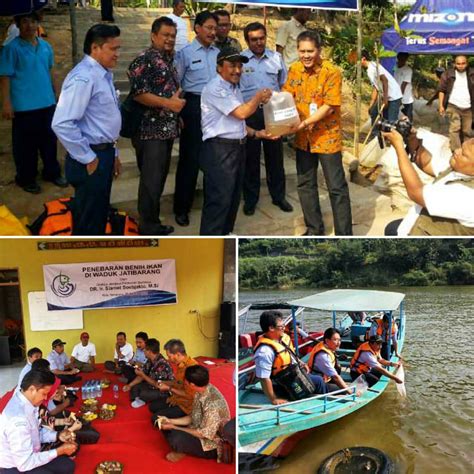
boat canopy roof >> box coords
[288,290,405,312]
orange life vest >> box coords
[254,333,294,377]
[33,199,139,236]
[375,319,398,342]
[308,342,336,383]
[38,198,73,235]
[350,342,379,375]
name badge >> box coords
[309,103,318,115]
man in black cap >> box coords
[349,335,402,387]
[199,47,273,235]
[46,339,81,384]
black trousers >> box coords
[200,138,246,235]
[130,381,168,403]
[0,456,75,473]
[150,398,187,425]
[162,430,217,459]
[65,146,115,235]
[350,368,383,388]
[121,364,136,383]
[100,0,114,21]
[12,105,60,187]
[244,108,286,207]
[174,94,202,216]
[57,374,81,385]
[133,137,173,232]
[295,149,352,235]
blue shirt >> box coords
[0,36,55,112]
[0,391,58,471]
[312,351,338,378]
[175,39,219,94]
[47,349,70,371]
[240,48,287,102]
[52,55,121,165]
[201,75,247,141]
[132,347,147,365]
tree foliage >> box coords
[239,239,474,289]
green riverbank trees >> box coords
[239,239,474,289]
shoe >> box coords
[156,224,174,235]
[22,183,41,194]
[131,398,146,408]
[272,199,293,212]
[243,204,255,216]
[139,224,174,235]
[50,176,68,188]
[175,214,189,226]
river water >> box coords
[239,286,474,473]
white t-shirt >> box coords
[275,17,306,68]
[448,71,471,109]
[114,342,134,362]
[166,13,189,52]
[71,342,96,363]
[367,62,403,101]
[394,65,414,104]
[397,129,474,233]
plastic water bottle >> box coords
[97,380,103,398]
[113,384,119,399]
[81,383,86,400]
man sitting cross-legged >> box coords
[150,339,198,422]
[159,365,230,463]
[123,338,174,408]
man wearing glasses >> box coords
[214,9,242,52]
[253,311,326,405]
[174,11,219,228]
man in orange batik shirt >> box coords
[283,30,352,236]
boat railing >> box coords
[239,386,358,428]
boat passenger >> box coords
[348,311,366,324]
[350,335,403,387]
[254,310,326,405]
[308,328,350,393]
[369,313,400,360]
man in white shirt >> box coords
[0,370,77,472]
[438,55,474,150]
[394,52,414,122]
[166,0,189,52]
[275,8,311,68]
[70,332,96,372]
[17,347,42,389]
[383,127,474,236]
[361,49,403,125]
[47,339,81,385]
[104,331,134,374]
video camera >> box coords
[376,118,416,161]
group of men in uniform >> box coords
[253,310,403,406]
[10,6,352,236]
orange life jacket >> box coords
[33,199,139,236]
[254,333,294,377]
[350,342,379,375]
[308,342,336,383]
[38,198,73,235]
[375,319,398,342]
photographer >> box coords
[383,127,474,236]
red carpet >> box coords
[0,359,236,473]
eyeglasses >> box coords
[201,25,217,32]
[217,23,232,29]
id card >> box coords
[309,103,318,115]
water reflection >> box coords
[239,286,474,473]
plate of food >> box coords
[95,461,123,473]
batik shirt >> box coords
[190,384,230,452]
[128,47,180,141]
[143,353,174,383]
